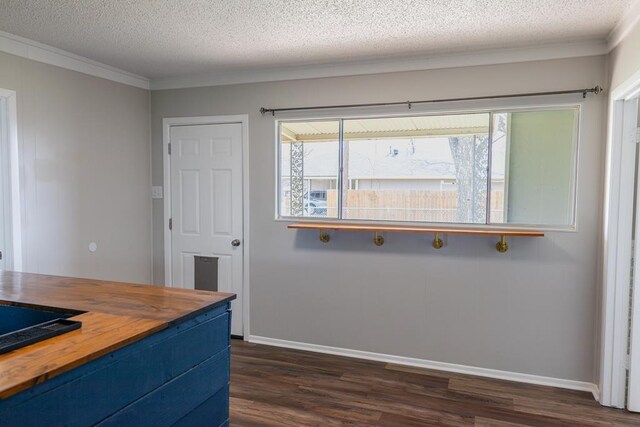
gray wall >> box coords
[151,56,606,382]
[0,51,152,283]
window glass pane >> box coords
[490,113,508,223]
[279,121,339,218]
[490,109,578,226]
[341,113,490,223]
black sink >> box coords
[0,304,82,354]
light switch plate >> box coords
[152,186,163,199]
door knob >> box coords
[231,239,241,247]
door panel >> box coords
[170,123,243,336]
[180,170,200,235]
[211,169,233,235]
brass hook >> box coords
[432,233,444,249]
[496,235,509,253]
[319,230,330,244]
[373,232,385,246]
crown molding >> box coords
[150,40,608,90]
[0,30,149,90]
[0,29,612,92]
[608,0,640,51]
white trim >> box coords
[248,335,598,395]
[607,0,640,52]
[0,89,22,271]
[629,155,640,411]
[241,117,251,339]
[0,30,149,90]
[147,94,154,283]
[600,67,640,409]
[163,115,250,337]
[150,40,607,90]
[591,384,601,403]
[162,120,171,285]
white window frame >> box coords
[275,101,582,232]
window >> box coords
[277,106,579,228]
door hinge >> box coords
[168,142,172,155]
[169,218,172,230]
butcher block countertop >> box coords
[0,270,235,400]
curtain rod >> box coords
[260,85,603,116]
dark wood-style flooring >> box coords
[230,340,640,426]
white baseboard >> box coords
[248,335,597,396]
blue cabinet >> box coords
[0,303,232,427]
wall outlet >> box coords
[152,186,163,199]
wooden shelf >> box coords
[288,222,543,252]
[287,222,544,237]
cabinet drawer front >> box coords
[172,383,229,427]
[98,348,230,427]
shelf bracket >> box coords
[432,233,444,249]
[373,232,385,246]
[319,230,331,244]
[496,235,509,253]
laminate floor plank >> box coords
[230,340,640,426]
[474,417,529,427]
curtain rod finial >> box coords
[585,85,604,98]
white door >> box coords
[170,123,244,336]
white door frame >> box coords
[0,88,22,272]
[163,115,250,338]
[601,69,640,408]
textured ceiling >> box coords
[0,0,633,79]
